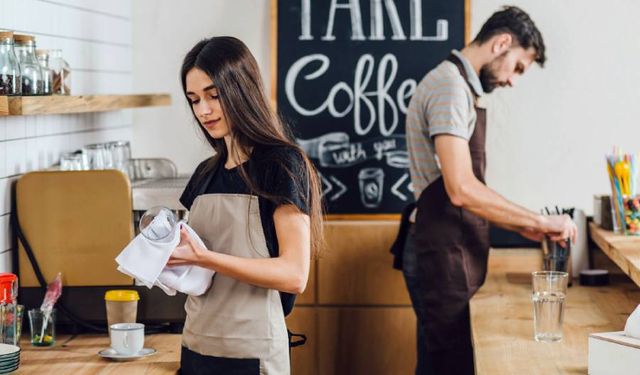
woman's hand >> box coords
[167,226,207,267]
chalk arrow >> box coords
[392,173,410,201]
[329,175,347,201]
[319,172,333,197]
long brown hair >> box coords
[180,36,324,257]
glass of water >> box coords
[532,271,568,342]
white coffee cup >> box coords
[110,323,144,355]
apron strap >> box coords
[288,329,307,348]
[389,201,417,271]
[445,53,480,103]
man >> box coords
[403,6,577,375]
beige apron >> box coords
[182,193,290,375]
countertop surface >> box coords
[471,249,640,375]
[16,333,181,374]
[14,248,640,374]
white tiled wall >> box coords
[0,0,133,272]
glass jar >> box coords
[50,49,71,95]
[0,273,18,345]
[14,34,43,96]
[36,49,52,95]
[0,31,21,95]
[107,140,131,173]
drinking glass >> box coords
[60,152,83,171]
[15,304,23,343]
[108,141,131,175]
[532,271,568,342]
[28,308,55,346]
[82,143,107,170]
[139,206,178,241]
[541,237,570,272]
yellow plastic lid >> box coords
[105,290,140,302]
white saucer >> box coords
[98,347,156,360]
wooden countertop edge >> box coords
[589,222,640,287]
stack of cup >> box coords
[104,290,145,356]
[104,290,139,331]
[533,237,571,343]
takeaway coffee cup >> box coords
[110,322,144,356]
[104,290,139,333]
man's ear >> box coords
[491,33,513,55]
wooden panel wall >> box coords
[288,220,416,375]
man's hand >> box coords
[539,214,578,244]
[518,227,545,242]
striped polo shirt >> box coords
[406,50,484,200]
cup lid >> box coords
[0,274,17,304]
[105,290,139,302]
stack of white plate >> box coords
[0,344,20,374]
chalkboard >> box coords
[272,0,469,217]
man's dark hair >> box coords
[473,6,546,67]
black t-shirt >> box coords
[179,145,310,316]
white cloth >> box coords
[625,304,640,338]
[115,216,214,296]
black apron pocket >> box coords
[180,346,260,375]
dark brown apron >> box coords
[412,53,490,363]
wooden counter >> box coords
[16,333,181,374]
[589,222,640,287]
[471,249,640,375]
[15,247,640,374]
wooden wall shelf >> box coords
[0,94,171,116]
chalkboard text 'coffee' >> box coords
[276,0,466,215]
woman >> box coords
[169,36,323,375]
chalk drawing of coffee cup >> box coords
[358,168,384,208]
